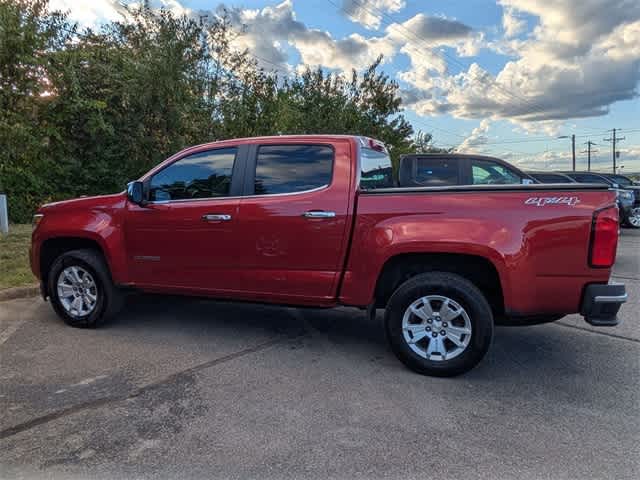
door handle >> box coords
[302,210,336,218]
[202,214,232,222]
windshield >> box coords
[611,175,632,186]
[568,173,613,185]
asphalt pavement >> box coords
[1,230,639,479]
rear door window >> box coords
[253,145,333,195]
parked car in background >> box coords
[560,171,638,228]
[526,171,576,184]
[30,136,626,377]
[605,173,640,188]
[598,173,640,228]
[398,154,535,187]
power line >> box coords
[479,129,640,146]
[581,141,598,172]
[330,0,555,121]
[603,128,626,174]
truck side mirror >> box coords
[126,181,145,205]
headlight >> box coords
[618,191,633,201]
[32,213,44,230]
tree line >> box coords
[0,0,444,223]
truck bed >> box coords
[339,184,616,318]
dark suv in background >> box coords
[559,172,638,228]
[600,173,640,228]
[399,154,535,187]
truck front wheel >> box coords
[385,272,493,377]
[47,249,123,328]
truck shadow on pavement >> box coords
[107,293,622,382]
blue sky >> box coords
[52,0,640,173]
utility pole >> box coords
[604,128,625,173]
[583,141,598,171]
[557,134,576,170]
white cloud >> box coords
[501,7,525,38]
[386,13,472,43]
[49,0,126,27]
[222,0,396,72]
[614,145,640,172]
[49,0,194,27]
[386,13,478,85]
[224,2,476,76]
[293,31,395,71]
[399,0,640,128]
[342,0,406,30]
[509,150,573,171]
[458,119,491,152]
[157,0,192,17]
[221,0,305,71]
[505,145,640,173]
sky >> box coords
[50,0,640,173]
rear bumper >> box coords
[580,283,627,326]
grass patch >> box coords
[0,224,36,289]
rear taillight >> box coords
[589,206,619,268]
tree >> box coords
[1,0,441,223]
[0,0,71,221]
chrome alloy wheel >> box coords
[402,295,472,361]
[628,207,640,228]
[57,266,98,318]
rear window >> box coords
[414,158,459,186]
[531,173,570,183]
[360,147,395,189]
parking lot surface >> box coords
[1,230,639,479]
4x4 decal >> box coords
[525,196,581,207]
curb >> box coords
[0,285,41,302]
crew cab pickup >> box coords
[30,135,627,376]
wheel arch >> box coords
[40,237,110,296]
[374,252,505,316]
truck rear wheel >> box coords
[385,272,493,377]
[47,249,122,328]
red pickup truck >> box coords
[30,135,627,376]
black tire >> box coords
[385,272,493,377]
[622,208,640,229]
[47,249,123,328]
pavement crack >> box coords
[0,336,291,441]
[611,274,640,281]
[555,322,640,343]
